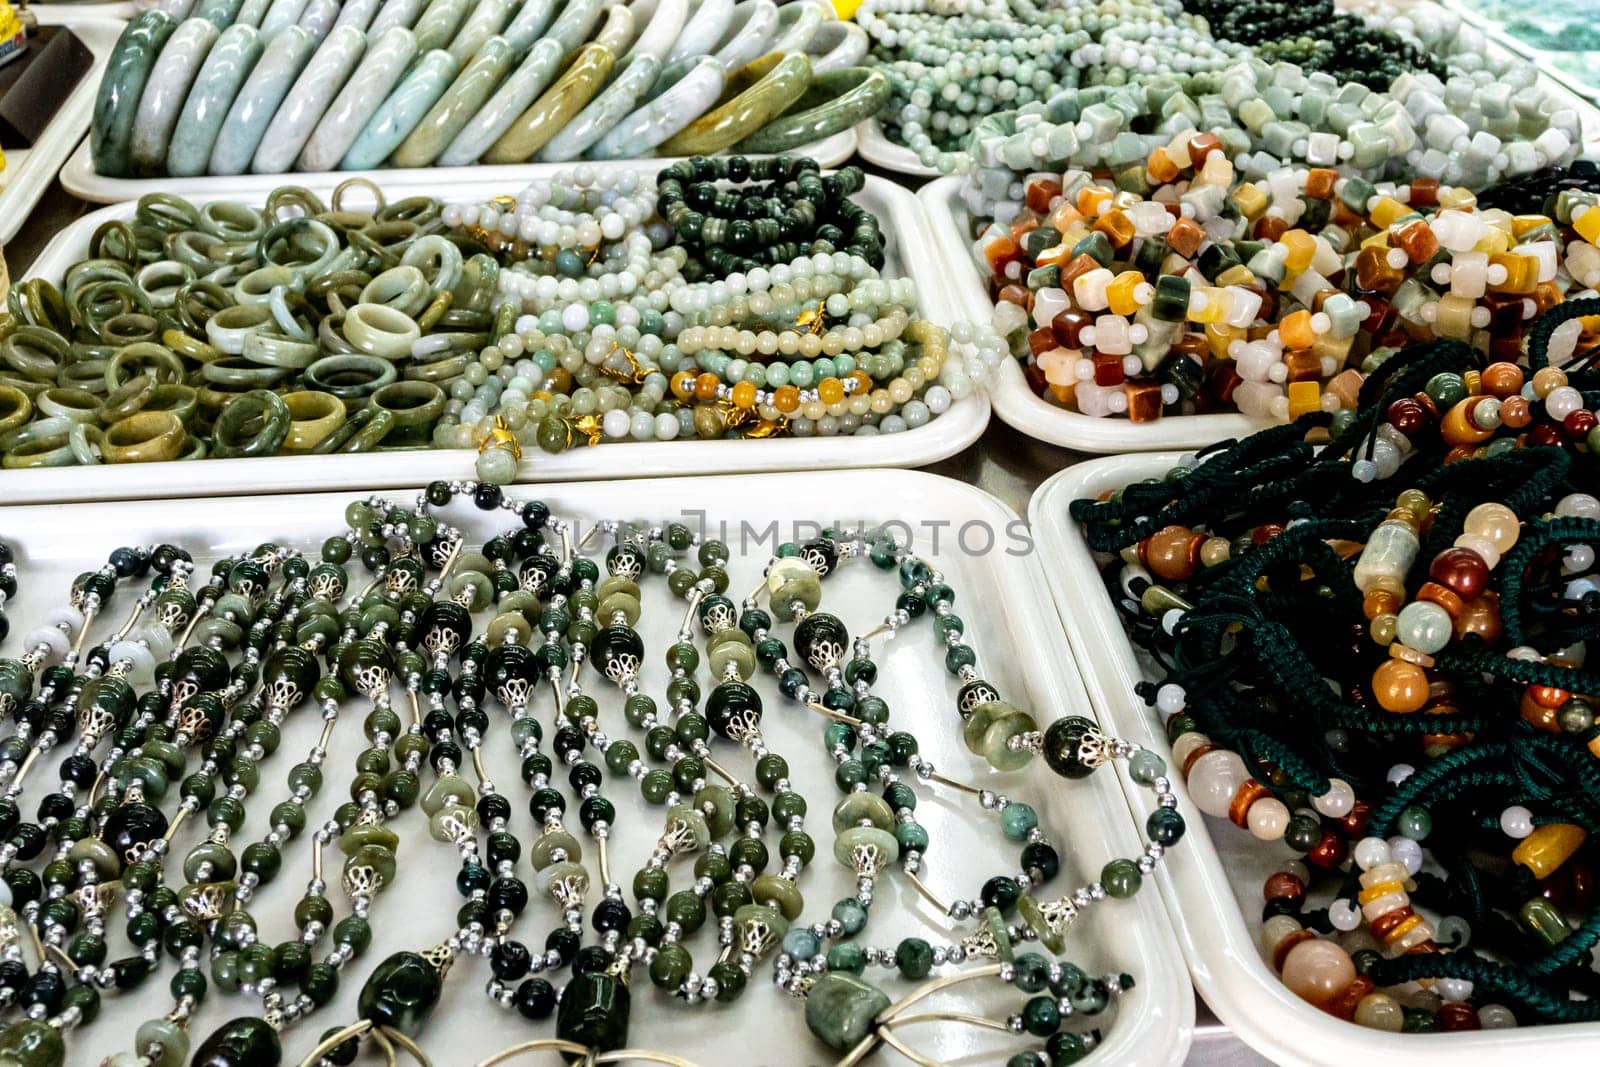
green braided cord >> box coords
[1526,909,1600,978]
[1525,295,1600,372]
[1369,952,1600,1023]
[1495,516,1600,645]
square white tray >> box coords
[4,468,1192,1066]
[1029,452,1600,1067]
[7,166,991,504]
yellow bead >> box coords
[1489,252,1538,293]
[1438,187,1478,210]
[1232,182,1268,219]
[1286,381,1321,419]
[1369,196,1409,228]
[1280,230,1316,273]
[1574,205,1600,246]
[1215,264,1256,288]
[1510,214,1553,236]
[1513,823,1588,879]
[1105,271,1147,316]
[1187,286,1228,323]
[1205,322,1243,358]
[1462,369,1481,395]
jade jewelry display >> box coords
[87,0,888,178]
[1068,327,1600,1035]
[0,472,1185,1066]
[0,159,993,483]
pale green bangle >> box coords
[36,388,103,424]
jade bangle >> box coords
[211,389,291,457]
[199,201,268,242]
[358,267,429,318]
[499,0,558,52]
[542,0,601,53]
[0,415,76,454]
[280,389,346,450]
[367,0,426,36]
[401,236,463,294]
[0,384,33,434]
[235,264,299,304]
[623,0,687,63]
[59,361,112,396]
[658,51,812,156]
[735,68,888,153]
[100,410,186,463]
[2,433,78,469]
[205,302,275,355]
[767,0,825,55]
[129,17,222,176]
[337,406,395,452]
[91,10,180,177]
[100,314,162,347]
[392,35,518,169]
[447,0,511,65]
[410,0,470,53]
[297,26,419,173]
[241,332,320,370]
[251,24,367,174]
[667,0,732,65]
[587,55,722,160]
[536,53,661,163]
[435,36,565,166]
[304,353,396,402]
[99,374,158,423]
[257,217,340,279]
[36,388,102,424]
[339,49,459,171]
[209,25,318,176]
[69,424,104,466]
[343,304,421,360]
[13,279,71,333]
[145,384,200,427]
[201,356,292,389]
[802,20,867,75]
[370,379,445,429]
[712,0,778,73]
[106,343,187,393]
[1,327,70,383]
[138,193,203,234]
[135,261,198,310]
[483,43,614,164]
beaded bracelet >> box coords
[1070,333,1600,1031]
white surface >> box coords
[58,127,859,203]
[1029,453,1600,1067]
[2,469,1193,1066]
[919,176,1269,453]
[855,117,938,178]
[11,166,991,504]
[0,16,121,244]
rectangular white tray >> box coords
[0,15,122,245]
[59,126,859,204]
[920,175,1268,453]
[5,468,1193,1066]
[8,166,990,503]
[1029,453,1600,1067]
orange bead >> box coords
[694,372,720,401]
[1279,309,1315,350]
[670,371,697,399]
[848,371,873,395]
[1372,659,1429,713]
[730,381,758,409]
[1146,148,1180,184]
[772,386,800,413]
[816,377,845,405]
[1141,526,1202,581]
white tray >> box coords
[0,16,122,245]
[1029,452,1600,1067]
[8,166,990,503]
[59,126,859,204]
[855,117,938,179]
[4,468,1193,1067]
[919,176,1268,453]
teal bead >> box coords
[1000,803,1038,842]
[1022,995,1061,1036]
[781,928,820,960]
[831,898,867,936]
[358,951,443,1036]
[894,937,933,979]
[895,822,929,853]
[825,941,866,974]
[943,643,977,674]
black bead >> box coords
[521,500,550,530]
[476,793,511,825]
[572,946,613,976]
[528,788,565,821]
[552,727,585,762]
[546,927,580,965]
[592,897,631,933]
[9,822,45,861]
[192,1016,283,1067]
[0,959,25,991]
[456,863,491,897]
[428,741,462,774]
[473,483,503,510]
[514,977,556,1020]
[1021,842,1061,883]
[487,876,529,916]
[981,876,1022,912]
[35,793,72,824]
[568,761,601,792]
[491,939,533,981]
[579,796,615,831]
[486,831,520,867]
[22,969,65,1013]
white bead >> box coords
[1312,778,1355,818]
[1353,838,1392,871]
[1499,805,1534,838]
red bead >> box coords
[1339,801,1371,838]
[1528,424,1563,448]
[1429,547,1490,600]
[1306,830,1348,869]
[1264,872,1306,906]
[1439,1003,1480,1031]
[1386,397,1428,435]
[1563,409,1598,439]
